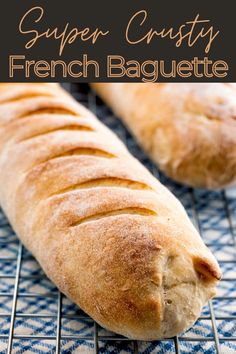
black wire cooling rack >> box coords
[0,83,236,353]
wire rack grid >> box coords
[0,83,236,353]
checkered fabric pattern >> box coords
[0,84,235,353]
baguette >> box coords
[0,83,221,340]
[91,83,236,189]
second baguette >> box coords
[92,83,236,189]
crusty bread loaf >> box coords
[0,83,221,340]
[92,83,236,189]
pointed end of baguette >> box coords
[193,256,222,282]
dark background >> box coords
[0,0,235,82]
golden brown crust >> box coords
[0,83,221,339]
[92,83,236,189]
